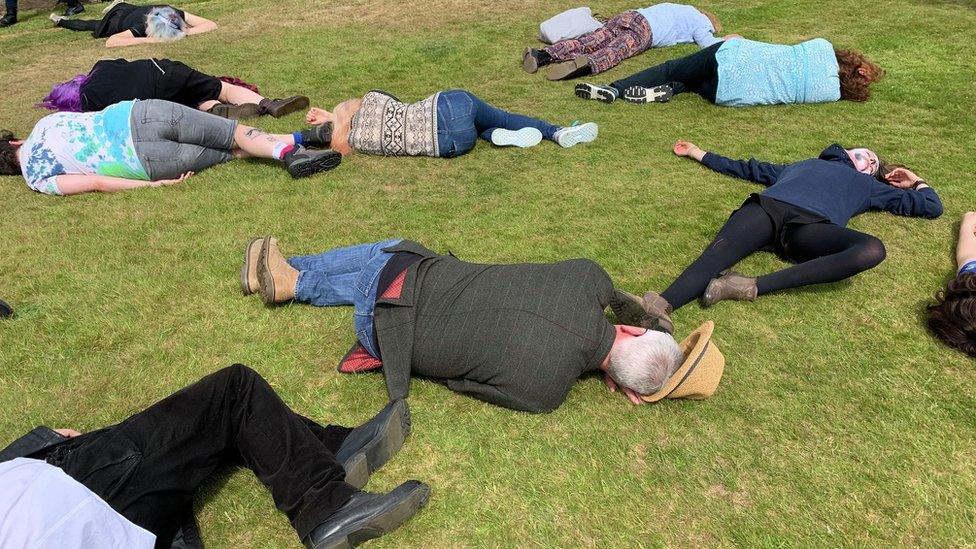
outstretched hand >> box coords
[884,167,922,189]
[604,373,646,406]
[673,140,705,160]
[306,107,334,125]
[152,171,194,187]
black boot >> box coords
[0,299,11,318]
[64,0,84,16]
[335,400,410,476]
[303,481,430,549]
[522,47,552,74]
[299,122,333,148]
[283,146,342,179]
[259,96,310,118]
[0,12,17,26]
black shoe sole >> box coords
[313,482,431,549]
[574,83,616,103]
[343,453,369,490]
[287,151,342,179]
[623,84,674,104]
[609,289,648,327]
[363,400,410,475]
[268,96,310,118]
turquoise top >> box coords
[714,38,841,107]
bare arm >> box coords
[183,12,217,35]
[957,212,976,269]
[105,29,163,48]
[55,173,192,195]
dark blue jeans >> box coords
[5,0,15,13]
[288,239,403,358]
[435,89,559,158]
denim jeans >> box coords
[435,90,560,158]
[288,239,403,357]
[131,99,237,180]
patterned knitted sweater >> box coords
[348,90,440,157]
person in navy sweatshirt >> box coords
[610,140,943,334]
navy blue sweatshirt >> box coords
[700,144,943,227]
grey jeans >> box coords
[130,99,238,180]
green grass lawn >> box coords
[1,0,975,546]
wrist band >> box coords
[912,180,927,189]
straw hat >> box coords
[642,321,724,403]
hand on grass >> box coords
[54,429,81,438]
[884,167,922,188]
[152,172,194,187]
[306,107,333,125]
[674,140,704,161]
[604,373,646,406]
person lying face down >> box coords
[574,36,884,106]
[927,211,976,357]
[40,58,310,121]
[0,101,340,196]
[524,2,737,81]
[304,89,598,159]
[0,365,430,548]
[50,2,217,48]
[611,141,943,334]
[240,237,725,412]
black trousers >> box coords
[661,201,887,309]
[610,42,722,102]
[46,365,356,548]
[56,17,99,31]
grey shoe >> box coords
[553,122,598,148]
[284,147,342,179]
[609,289,674,335]
[701,272,757,307]
[342,453,369,490]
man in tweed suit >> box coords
[240,237,686,413]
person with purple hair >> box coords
[0,99,341,196]
[41,59,310,120]
[50,2,215,47]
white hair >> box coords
[145,7,186,41]
[607,331,684,395]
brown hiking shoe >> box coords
[240,236,271,296]
[609,289,674,335]
[259,96,310,118]
[208,103,262,120]
[701,271,757,307]
[257,236,299,304]
[546,55,592,81]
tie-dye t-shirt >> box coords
[19,101,148,195]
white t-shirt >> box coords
[0,458,156,549]
[17,101,149,196]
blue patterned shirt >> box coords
[714,38,841,107]
[19,101,148,195]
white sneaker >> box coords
[553,122,598,148]
[490,127,543,148]
[49,13,65,23]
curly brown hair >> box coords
[0,130,21,176]
[927,273,976,357]
[835,49,885,102]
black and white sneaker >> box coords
[284,147,342,179]
[623,84,675,104]
[574,83,618,103]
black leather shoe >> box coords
[64,2,84,16]
[336,400,410,479]
[303,480,430,549]
[0,299,11,318]
[342,453,368,490]
[284,147,342,179]
[259,96,310,118]
[0,13,17,27]
[300,122,333,149]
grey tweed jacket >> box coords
[374,241,616,413]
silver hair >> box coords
[145,7,186,41]
[607,330,684,395]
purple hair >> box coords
[38,73,91,112]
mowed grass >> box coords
[1,0,975,546]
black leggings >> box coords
[56,17,99,32]
[610,42,722,102]
[661,202,887,309]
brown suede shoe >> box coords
[259,96,311,118]
[701,271,757,307]
[609,289,674,335]
[546,55,592,81]
[240,236,271,296]
[257,236,299,305]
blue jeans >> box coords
[435,89,560,158]
[288,239,403,358]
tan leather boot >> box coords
[240,236,271,296]
[257,236,298,304]
[609,289,674,335]
[701,271,758,307]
